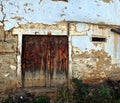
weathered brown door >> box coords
[22,35,68,88]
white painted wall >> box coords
[0,0,120,30]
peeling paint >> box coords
[23,3,28,6]
[70,22,120,83]
[64,6,67,9]
[96,14,100,17]
[0,19,119,90]
[11,16,24,21]
[10,65,16,71]
[72,46,120,83]
[17,21,67,31]
[0,0,120,30]
[102,0,113,3]
[60,14,65,17]
[97,22,106,25]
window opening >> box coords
[92,37,106,42]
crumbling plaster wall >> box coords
[0,26,17,92]
[0,21,120,91]
[12,21,120,85]
[70,22,120,83]
[0,0,120,94]
[1,0,120,30]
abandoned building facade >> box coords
[0,0,120,90]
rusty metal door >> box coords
[22,35,68,88]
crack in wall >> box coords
[0,0,7,42]
[0,0,6,27]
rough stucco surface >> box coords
[0,0,120,97]
[18,21,67,31]
[0,26,17,92]
[0,21,120,92]
[102,0,113,3]
[70,23,120,83]
[72,46,120,83]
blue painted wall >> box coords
[0,0,120,30]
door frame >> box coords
[12,28,72,88]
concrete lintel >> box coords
[12,28,67,36]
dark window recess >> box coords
[92,37,106,42]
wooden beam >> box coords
[111,28,120,34]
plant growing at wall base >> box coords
[35,95,50,103]
[54,86,73,103]
[72,78,90,103]
[2,96,14,103]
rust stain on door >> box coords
[22,35,68,88]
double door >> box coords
[22,35,68,88]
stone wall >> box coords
[0,26,17,92]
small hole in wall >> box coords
[92,37,106,42]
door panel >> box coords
[22,35,68,88]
